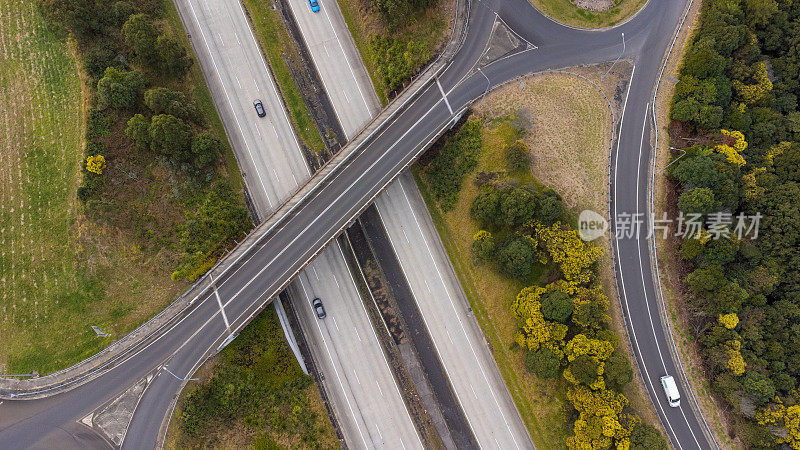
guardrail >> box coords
[646,0,720,448]
[0,0,471,401]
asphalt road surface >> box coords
[170,0,421,447]
[285,0,530,445]
[0,0,715,448]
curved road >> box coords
[0,0,713,448]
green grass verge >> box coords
[413,120,573,448]
[0,0,92,372]
[240,0,325,151]
[335,0,387,106]
[0,0,251,375]
[530,0,648,28]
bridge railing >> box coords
[0,0,471,401]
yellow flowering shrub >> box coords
[743,167,766,201]
[533,221,604,284]
[758,401,800,449]
[565,334,615,362]
[86,154,107,174]
[512,286,568,353]
[732,62,772,104]
[566,385,636,450]
[473,230,491,241]
[718,313,739,329]
[726,339,746,376]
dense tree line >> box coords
[472,180,664,449]
[40,0,249,281]
[669,0,800,447]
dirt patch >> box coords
[572,0,615,12]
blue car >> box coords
[309,0,320,12]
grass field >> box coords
[0,0,93,373]
[530,0,648,28]
[241,0,325,152]
[0,0,247,375]
[414,72,657,446]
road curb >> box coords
[646,0,720,448]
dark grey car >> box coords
[253,99,266,117]
[312,297,326,319]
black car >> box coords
[253,99,266,117]
[312,298,326,319]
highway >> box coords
[167,0,422,447]
[0,0,715,448]
[284,0,530,444]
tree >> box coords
[604,352,633,391]
[148,114,191,159]
[97,67,145,110]
[471,230,496,264]
[122,13,159,66]
[144,87,189,117]
[540,291,573,323]
[179,184,250,255]
[425,120,481,211]
[573,301,606,329]
[111,1,138,26]
[190,132,222,172]
[497,236,535,281]
[470,188,500,227]
[525,348,561,379]
[677,187,718,215]
[157,35,192,78]
[686,265,726,294]
[536,192,564,226]
[39,0,110,38]
[568,354,600,386]
[499,186,538,228]
[672,98,700,122]
[83,40,124,79]
[682,46,726,79]
[125,113,150,149]
[630,423,667,450]
[757,402,800,449]
[743,372,776,405]
[505,140,531,172]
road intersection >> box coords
[0,0,715,448]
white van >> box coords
[660,375,681,407]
